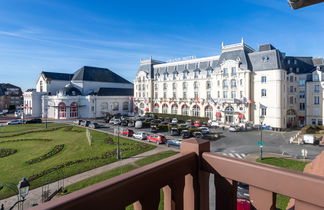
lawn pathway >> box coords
[0,146,173,210]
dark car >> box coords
[166,139,182,147]
[150,126,158,133]
[170,128,180,136]
[80,120,91,127]
[89,122,100,129]
[192,132,203,138]
[25,118,42,124]
[121,120,128,126]
[181,130,191,139]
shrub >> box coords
[26,144,65,165]
[145,113,209,123]
[0,139,52,144]
[0,148,17,158]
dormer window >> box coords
[294,60,297,65]
[231,67,237,76]
[194,70,200,79]
[173,72,178,80]
[206,69,211,78]
[296,67,300,73]
[163,72,168,80]
[183,71,188,80]
[287,60,291,65]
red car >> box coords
[147,135,166,144]
[120,129,134,137]
[194,121,202,127]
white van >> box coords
[303,134,314,144]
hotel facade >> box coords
[133,41,324,130]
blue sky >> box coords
[0,0,323,90]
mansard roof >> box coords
[96,88,133,96]
[284,56,315,74]
[41,72,74,81]
[72,66,131,84]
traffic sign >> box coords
[257,141,265,147]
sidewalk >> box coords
[0,146,172,209]
[244,152,311,162]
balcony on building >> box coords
[32,139,324,210]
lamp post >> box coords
[259,115,265,160]
[0,178,30,210]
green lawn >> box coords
[63,150,178,210]
[257,157,308,210]
[0,123,156,199]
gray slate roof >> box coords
[42,72,74,81]
[284,56,315,74]
[0,83,22,96]
[72,66,131,84]
[96,88,133,96]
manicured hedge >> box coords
[145,113,209,123]
[26,144,65,165]
[0,126,65,138]
[0,139,52,144]
[28,144,151,181]
[301,125,324,134]
[0,148,17,158]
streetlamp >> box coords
[0,178,30,210]
[259,115,265,160]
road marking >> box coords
[220,152,246,159]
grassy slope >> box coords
[257,157,308,210]
[0,124,155,199]
[64,151,178,210]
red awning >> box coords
[238,114,244,119]
[216,112,222,117]
[299,116,305,120]
[145,107,149,111]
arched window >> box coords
[191,105,200,117]
[140,103,145,108]
[204,105,213,119]
[153,103,159,113]
[162,104,168,114]
[58,102,66,118]
[122,102,129,111]
[112,102,119,111]
[70,102,78,118]
[171,104,178,114]
[181,104,189,116]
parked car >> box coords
[127,121,135,127]
[229,125,241,132]
[237,182,249,200]
[170,128,180,136]
[147,134,166,144]
[80,120,91,127]
[89,122,100,129]
[133,132,147,140]
[6,120,23,125]
[113,119,122,125]
[194,121,202,127]
[181,130,191,139]
[135,120,143,129]
[166,139,182,147]
[186,120,192,126]
[120,129,134,137]
[152,119,162,124]
[25,118,42,124]
[171,118,178,124]
[150,126,158,133]
[121,120,128,126]
[199,127,209,134]
[73,119,82,125]
[192,132,203,138]
[210,120,219,127]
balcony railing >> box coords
[32,139,324,210]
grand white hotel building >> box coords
[133,40,324,131]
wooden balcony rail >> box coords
[31,139,324,210]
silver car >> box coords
[133,132,147,140]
